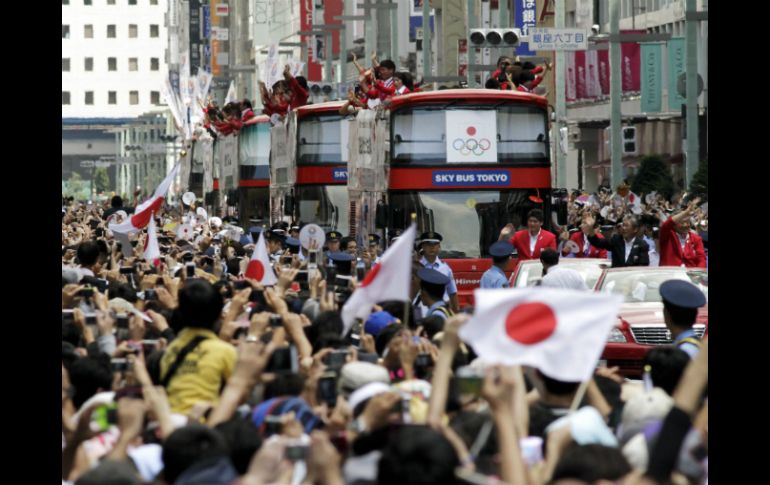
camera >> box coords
[144,289,157,301]
[78,287,94,298]
[285,445,309,462]
[116,313,129,329]
[119,266,135,275]
[323,350,349,370]
[317,370,339,406]
[111,358,129,372]
[453,366,484,396]
[266,345,298,374]
[269,314,283,328]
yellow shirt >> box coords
[160,328,237,415]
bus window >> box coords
[297,115,344,164]
[391,108,446,164]
[496,105,549,164]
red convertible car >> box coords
[596,266,708,377]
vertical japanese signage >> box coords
[322,0,343,56]
[515,0,538,56]
[667,38,686,110]
[190,0,201,71]
[210,0,225,76]
[300,0,322,81]
[641,43,662,113]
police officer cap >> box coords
[419,231,443,245]
[285,237,300,248]
[267,229,286,242]
[368,234,381,245]
[328,251,355,263]
[659,280,706,309]
[417,267,450,286]
[327,231,342,241]
[489,241,514,258]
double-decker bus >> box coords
[270,101,351,235]
[352,89,554,305]
[187,115,272,226]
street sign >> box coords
[676,73,704,98]
[211,27,229,41]
[529,28,589,51]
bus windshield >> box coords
[388,189,549,258]
[391,104,549,165]
[295,185,349,235]
[297,114,346,164]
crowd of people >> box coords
[61,191,708,485]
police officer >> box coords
[267,230,286,263]
[368,234,383,264]
[417,232,459,313]
[659,280,707,359]
[326,231,343,254]
[416,268,454,322]
[480,241,513,289]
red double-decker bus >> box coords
[354,89,554,305]
[237,115,271,226]
[270,101,351,234]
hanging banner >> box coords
[299,0,322,81]
[597,49,610,95]
[641,43,662,113]
[667,37,686,110]
[565,51,576,102]
[445,111,497,163]
[575,50,587,100]
[586,49,600,98]
[621,32,642,92]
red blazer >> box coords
[509,229,557,260]
[658,217,707,268]
[287,76,309,108]
[567,231,608,258]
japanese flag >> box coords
[245,231,277,285]
[143,214,161,267]
[459,288,623,382]
[341,225,417,336]
[109,161,181,235]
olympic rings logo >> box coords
[452,138,492,156]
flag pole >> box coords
[568,379,591,414]
[407,215,417,330]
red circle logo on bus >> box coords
[467,126,477,136]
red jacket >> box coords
[287,76,309,108]
[658,217,707,268]
[509,229,557,260]
[241,109,256,122]
[567,231,608,258]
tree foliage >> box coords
[631,155,676,200]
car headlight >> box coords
[607,328,627,343]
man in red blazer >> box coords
[562,224,609,259]
[499,209,557,260]
[659,198,706,268]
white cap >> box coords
[349,382,391,415]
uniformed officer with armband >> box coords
[368,233,383,264]
[659,279,707,359]
[480,241,513,289]
[325,231,343,262]
[417,232,459,313]
[416,268,454,322]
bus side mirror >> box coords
[284,195,295,214]
[375,202,389,229]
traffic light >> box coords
[309,83,337,100]
[622,126,638,155]
[468,28,521,48]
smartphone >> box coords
[266,345,298,373]
[308,250,318,270]
[141,339,159,355]
[269,314,283,328]
[144,289,157,301]
[119,266,135,275]
[317,371,338,406]
[78,287,94,298]
[285,445,309,462]
[348,320,363,348]
[116,313,129,329]
[281,255,293,266]
[90,403,118,433]
[323,350,349,370]
[185,262,196,278]
[233,280,250,290]
[111,358,129,372]
[414,353,432,369]
[454,366,484,396]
